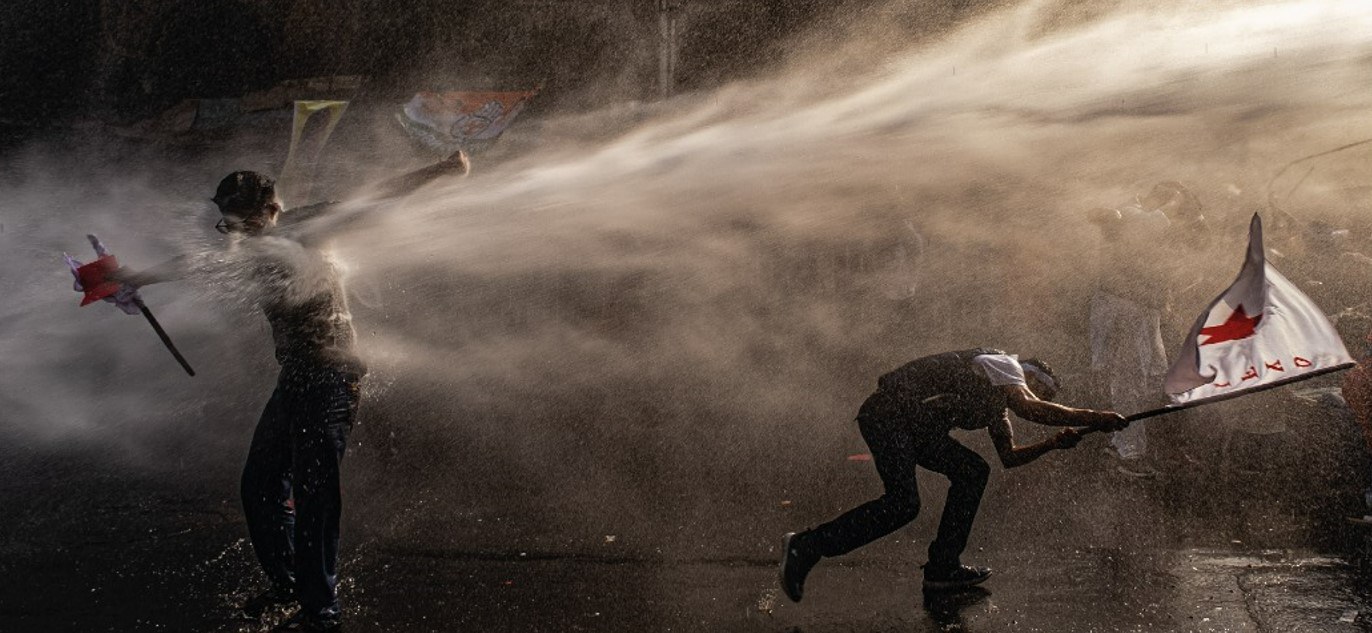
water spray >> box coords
[63,234,196,377]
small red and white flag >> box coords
[1164,214,1354,404]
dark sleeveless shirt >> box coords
[874,348,1011,432]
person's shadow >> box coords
[922,587,991,631]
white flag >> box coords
[1164,214,1354,404]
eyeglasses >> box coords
[214,217,246,234]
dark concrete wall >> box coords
[0,0,1010,124]
[0,0,101,122]
[0,0,873,122]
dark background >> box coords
[0,0,1020,124]
[5,1,1372,630]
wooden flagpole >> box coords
[133,298,196,377]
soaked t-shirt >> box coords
[261,267,364,374]
[230,233,366,375]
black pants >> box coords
[241,365,360,619]
[804,391,990,570]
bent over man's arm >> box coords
[986,385,1128,469]
[988,414,1081,469]
[1003,386,1126,429]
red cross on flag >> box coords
[1164,214,1354,404]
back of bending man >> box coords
[114,151,469,631]
[779,348,1127,600]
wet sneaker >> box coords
[779,532,819,603]
[242,586,297,619]
[922,564,992,591]
[273,610,342,632]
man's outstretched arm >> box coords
[282,150,472,239]
[110,255,190,287]
[1004,386,1127,429]
[370,150,470,200]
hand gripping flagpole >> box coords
[65,234,195,377]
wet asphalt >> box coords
[4,442,1372,633]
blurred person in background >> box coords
[1087,181,1208,478]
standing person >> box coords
[1087,181,1206,477]
[778,349,1126,601]
[113,151,469,631]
